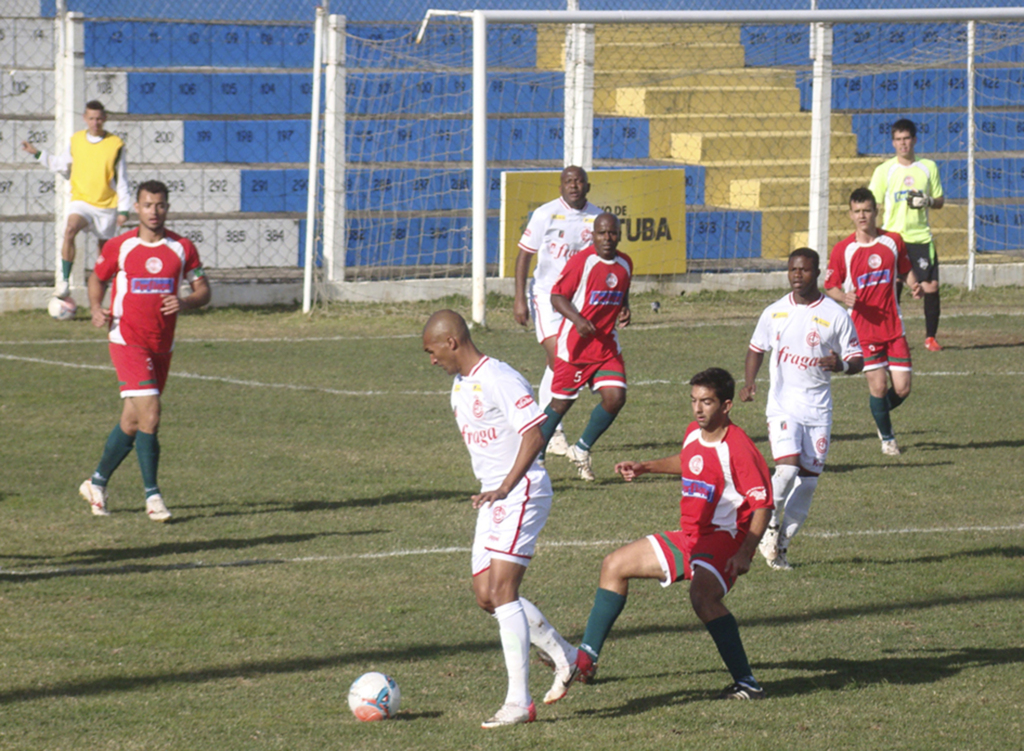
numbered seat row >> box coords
[853,111,1024,154]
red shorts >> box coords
[551,353,626,400]
[862,336,912,372]
[110,343,172,397]
[648,528,748,595]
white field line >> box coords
[4,353,1024,395]
[3,524,1022,578]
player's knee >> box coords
[895,383,911,399]
[603,389,626,414]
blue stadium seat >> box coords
[170,23,212,66]
[226,121,268,163]
[171,73,212,115]
[444,74,472,114]
[267,120,310,163]
[872,72,900,110]
[183,120,227,162]
[537,118,564,161]
[240,169,285,212]
[684,165,706,206]
[977,158,1011,199]
[592,119,615,159]
[908,70,938,109]
[491,118,536,161]
[740,26,777,66]
[347,25,417,69]
[297,219,323,268]
[127,73,171,115]
[252,74,292,115]
[136,22,173,67]
[247,24,284,67]
[834,24,880,64]
[438,170,472,211]
[211,74,252,115]
[878,23,916,62]
[494,25,537,68]
[976,206,1005,251]
[398,169,439,211]
[210,25,248,67]
[938,158,968,200]
[615,118,649,159]
[775,25,809,65]
[940,69,968,108]
[281,25,315,68]
[686,212,725,260]
[724,211,761,258]
[87,21,134,67]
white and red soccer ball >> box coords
[348,672,401,721]
[47,296,77,321]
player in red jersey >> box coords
[825,188,921,456]
[538,212,632,481]
[79,180,210,521]
[549,368,773,701]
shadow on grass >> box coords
[914,438,1024,451]
[831,545,1024,566]
[193,489,472,517]
[947,341,1024,351]
[826,460,954,473]
[2,590,1021,707]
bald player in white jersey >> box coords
[740,249,864,570]
[423,309,578,729]
[514,166,602,458]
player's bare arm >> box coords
[824,286,856,308]
[471,424,545,508]
[618,290,631,328]
[819,349,865,375]
[901,268,923,299]
[86,272,111,328]
[740,349,764,402]
[160,275,211,316]
[614,454,683,482]
[512,249,535,326]
[724,507,772,578]
[21,141,40,156]
[551,293,597,338]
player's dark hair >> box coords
[137,180,169,201]
[85,100,105,113]
[849,187,877,210]
[690,367,735,403]
[789,247,820,271]
[891,118,916,138]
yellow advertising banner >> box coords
[500,169,687,276]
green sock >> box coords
[705,613,757,686]
[886,387,905,411]
[577,403,617,451]
[539,405,564,445]
[580,587,627,659]
[135,431,161,498]
[870,395,894,440]
[92,425,135,486]
[61,260,72,281]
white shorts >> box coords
[529,281,563,343]
[68,200,119,241]
[471,470,553,576]
[767,417,831,475]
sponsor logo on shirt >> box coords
[816,436,829,454]
[606,273,618,288]
[145,257,163,274]
[868,254,882,270]
[855,268,892,289]
[515,395,535,410]
[747,487,768,504]
[688,455,704,474]
[461,425,498,447]
[130,277,174,294]
[772,311,789,319]
[681,477,715,503]
[588,289,624,306]
[812,316,831,327]
[806,331,821,347]
[492,505,507,523]
[777,345,824,371]
[472,397,485,418]
[581,229,592,243]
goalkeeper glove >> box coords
[906,190,932,209]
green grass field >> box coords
[2,286,1023,750]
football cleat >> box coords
[881,438,901,456]
[146,494,172,522]
[79,479,111,517]
[758,523,780,563]
[565,445,595,481]
[541,646,579,705]
[924,337,943,352]
[574,648,598,684]
[717,682,766,700]
[480,701,536,729]
[54,280,71,300]
[766,547,792,571]
[546,430,570,457]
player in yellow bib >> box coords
[868,119,945,352]
[22,100,130,300]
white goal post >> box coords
[469,7,1024,325]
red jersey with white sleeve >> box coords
[748,293,862,426]
[678,421,773,537]
[824,230,910,344]
[517,196,602,296]
[552,247,633,364]
[451,356,549,493]
[94,228,203,354]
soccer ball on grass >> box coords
[348,672,401,721]
[48,296,77,321]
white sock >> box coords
[781,475,818,544]
[538,367,563,434]
[494,600,531,707]
[520,597,576,669]
[771,464,800,526]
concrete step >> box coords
[730,176,870,209]
[679,158,880,206]
[595,67,796,91]
[539,42,746,71]
[669,130,860,162]
[610,85,802,116]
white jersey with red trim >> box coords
[749,293,862,426]
[518,196,602,295]
[451,356,548,492]
[678,421,773,537]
